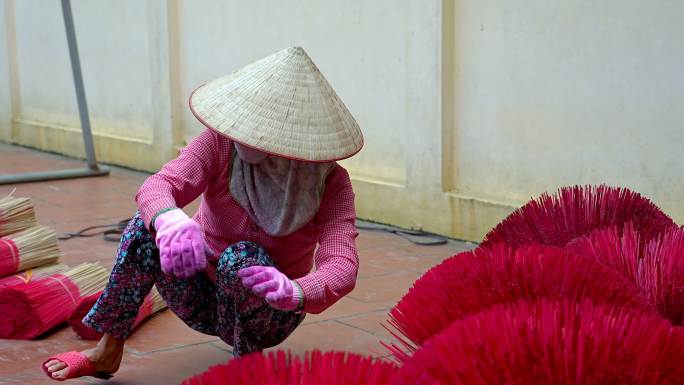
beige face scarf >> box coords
[229,144,334,237]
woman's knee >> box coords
[122,213,154,242]
[216,241,272,276]
[115,213,158,266]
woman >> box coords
[42,46,364,381]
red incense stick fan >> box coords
[567,223,684,324]
[182,350,400,385]
[482,185,676,248]
[397,299,684,385]
[386,243,651,354]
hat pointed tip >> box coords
[284,46,308,57]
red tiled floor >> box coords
[103,343,232,385]
[122,312,219,354]
[301,296,384,325]
[269,320,388,358]
[347,271,427,309]
[335,309,396,342]
[0,143,474,384]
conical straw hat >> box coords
[189,46,364,162]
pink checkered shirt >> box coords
[135,129,359,314]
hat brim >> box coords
[189,86,363,163]
[187,47,364,163]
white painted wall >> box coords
[12,0,159,141]
[1,0,683,240]
[445,0,684,219]
[0,1,11,141]
[176,0,411,185]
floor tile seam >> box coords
[333,320,393,342]
[331,319,386,340]
[333,308,391,323]
[300,307,390,326]
[125,340,220,357]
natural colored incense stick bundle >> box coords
[482,185,676,248]
[0,263,69,288]
[0,226,61,277]
[182,350,401,385]
[385,244,651,355]
[0,262,109,339]
[396,299,684,385]
[568,224,684,324]
[69,286,167,340]
[0,195,37,237]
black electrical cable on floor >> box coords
[355,220,449,246]
[59,218,448,246]
[58,218,131,242]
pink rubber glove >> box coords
[154,209,208,278]
[238,266,302,311]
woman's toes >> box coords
[51,367,69,380]
[43,359,57,368]
[45,361,66,373]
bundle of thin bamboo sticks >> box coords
[0,263,69,288]
[0,195,37,237]
[0,226,61,277]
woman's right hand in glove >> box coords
[153,208,208,278]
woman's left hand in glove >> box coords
[238,266,302,311]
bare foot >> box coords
[43,334,124,380]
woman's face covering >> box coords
[235,143,268,164]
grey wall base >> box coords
[0,166,110,185]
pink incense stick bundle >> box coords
[0,226,61,277]
[396,299,684,385]
[182,350,400,385]
[386,243,651,354]
[0,195,37,238]
[567,223,684,324]
[482,185,676,248]
[68,286,167,340]
[0,263,69,288]
[0,262,108,339]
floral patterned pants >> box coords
[82,213,305,356]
